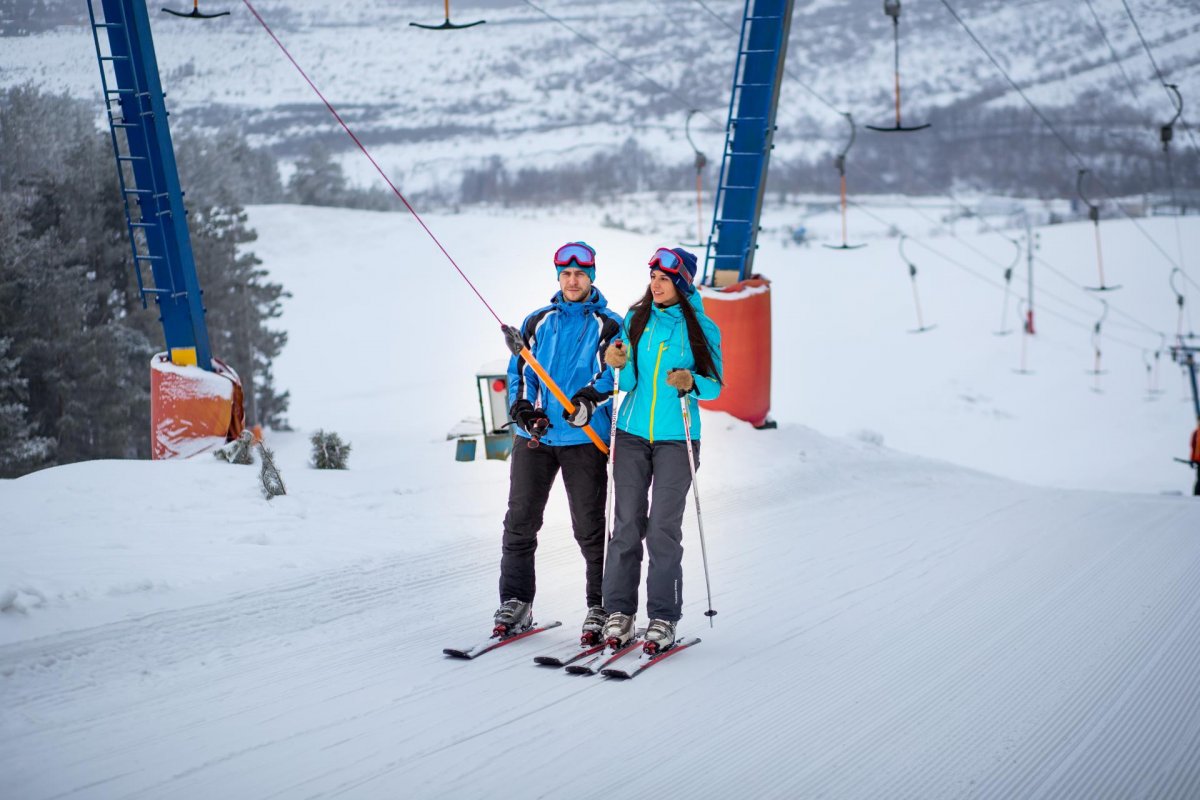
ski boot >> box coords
[493,598,532,637]
[643,619,676,654]
[602,612,636,648]
[580,605,607,646]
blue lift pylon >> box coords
[703,0,795,287]
[86,0,213,371]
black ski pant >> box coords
[500,439,608,609]
[602,431,699,624]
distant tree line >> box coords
[455,100,1199,207]
[0,85,291,478]
[770,97,1199,202]
[457,138,693,207]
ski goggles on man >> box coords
[648,247,693,284]
[554,242,596,268]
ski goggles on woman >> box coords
[553,242,596,268]
[648,248,693,284]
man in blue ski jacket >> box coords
[492,242,624,644]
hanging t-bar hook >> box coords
[1014,297,1035,375]
[868,0,930,133]
[994,236,1022,336]
[899,235,936,333]
[1087,298,1109,391]
[1078,169,1121,292]
[410,0,485,30]
[163,0,229,18]
[1171,267,1192,342]
[824,113,866,250]
[685,109,708,247]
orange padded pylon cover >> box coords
[150,353,245,459]
[698,277,771,427]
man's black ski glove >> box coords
[563,387,604,428]
[510,400,549,436]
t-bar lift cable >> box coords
[240,0,605,455]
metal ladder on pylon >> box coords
[703,0,795,287]
[85,0,213,370]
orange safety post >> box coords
[698,277,772,427]
[150,353,245,459]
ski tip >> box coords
[600,669,632,679]
[533,656,564,667]
[442,648,473,659]
[564,666,597,675]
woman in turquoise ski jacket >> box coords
[578,247,722,654]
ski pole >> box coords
[503,325,609,456]
[605,367,620,541]
[678,390,717,626]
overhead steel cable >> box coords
[692,0,1181,340]
[240,0,613,454]
[857,199,1114,337]
[898,184,1164,339]
[240,0,501,325]
[1113,0,1200,145]
[518,0,724,129]
[848,198,1157,353]
[687,0,847,120]
[1082,0,1144,111]
[1118,0,1200,156]
[938,0,1200,295]
[687,0,1175,352]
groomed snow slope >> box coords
[3,203,1200,798]
[2,421,1199,798]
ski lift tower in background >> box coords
[86,0,244,458]
[700,0,795,429]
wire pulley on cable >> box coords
[1161,83,1183,152]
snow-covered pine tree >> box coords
[287,144,348,207]
[310,429,351,470]
[0,86,291,475]
[0,337,53,477]
[257,442,286,499]
[188,198,290,431]
[214,430,255,465]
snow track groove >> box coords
[3,452,1200,798]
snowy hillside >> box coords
[2,0,1197,189]
[3,202,1200,798]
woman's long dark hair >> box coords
[627,287,723,384]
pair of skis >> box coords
[552,634,702,679]
[442,622,700,680]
